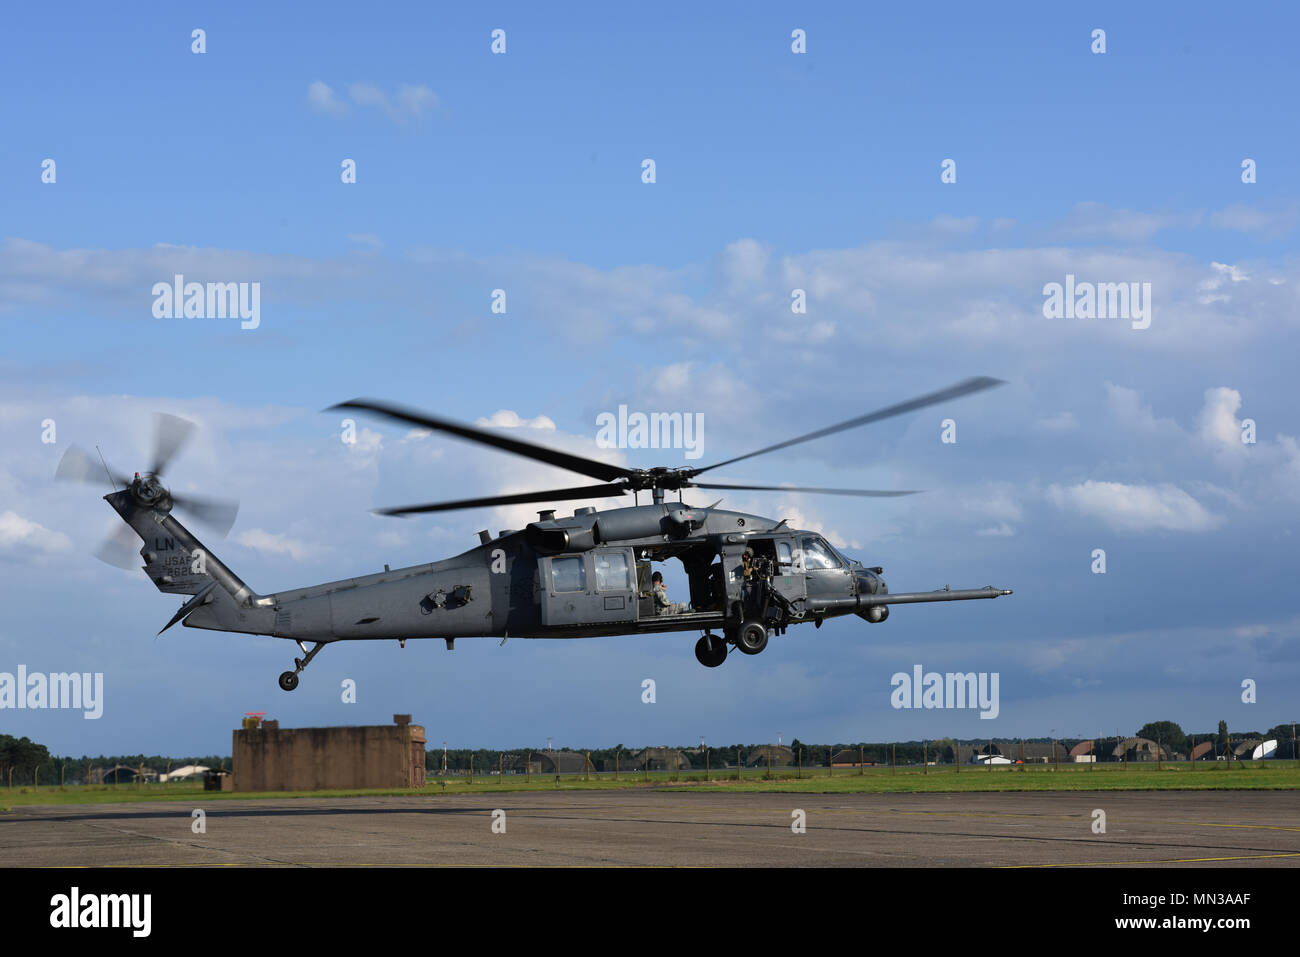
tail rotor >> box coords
[56,413,240,568]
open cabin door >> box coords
[539,547,637,626]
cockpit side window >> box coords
[801,536,842,569]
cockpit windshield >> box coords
[801,536,842,570]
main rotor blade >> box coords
[331,399,633,484]
[689,376,1005,476]
[55,445,130,489]
[693,482,921,498]
[171,492,239,537]
[152,413,197,476]
[375,482,630,517]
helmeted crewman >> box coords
[651,571,690,615]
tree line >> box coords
[0,737,228,786]
[5,719,1295,783]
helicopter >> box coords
[57,377,1013,691]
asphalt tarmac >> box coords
[3,789,1298,867]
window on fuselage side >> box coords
[594,551,630,591]
[552,556,586,592]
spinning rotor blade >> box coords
[693,482,921,498]
[151,413,197,477]
[689,376,1005,476]
[171,492,239,537]
[331,399,634,483]
[375,482,630,517]
[55,445,130,489]
[95,524,140,569]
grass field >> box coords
[1,761,1296,809]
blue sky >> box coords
[1,2,1298,757]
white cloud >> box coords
[1053,201,1202,241]
[1036,411,1078,432]
[719,238,769,295]
[347,82,438,122]
[309,81,439,123]
[1105,382,1175,433]
[1046,480,1223,532]
[0,511,73,554]
[345,426,384,458]
[1209,202,1300,239]
[928,215,980,235]
[1197,260,1250,304]
[236,529,315,561]
[474,410,557,431]
[1197,386,1246,452]
[307,80,348,116]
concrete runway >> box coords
[3,790,1298,867]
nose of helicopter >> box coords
[854,567,886,595]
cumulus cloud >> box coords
[347,82,439,122]
[307,80,348,116]
[1053,201,1202,241]
[474,410,557,431]
[1197,387,1247,452]
[0,511,73,554]
[308,81,439,123]
[1105,382,1176,433]
[719,238,770,296]
[1045,480,1223,532]
[1209,202,1300,239]
[344,426,383,457]
[1196,261,1250,304]
[1036,411,1078,432]
[236,529,315,561]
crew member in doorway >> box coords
[651,571,690,615]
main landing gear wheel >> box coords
[695,633,727,668]
[278,671,300,692]
[735,620,769,655]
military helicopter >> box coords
[57,378,1012,691]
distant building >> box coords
[528,750,591,774]
[976,742,1064,763]
[1111,737,1169,762]
[1189,741,1216,761]
[1069,741,1096,763]
[746,746,794,767]
[627,747,691,771]
[160,764,210,782]
[1232,739,1263,759]
[91,765,156,784]
[232,714,426,792]
[830,749,878,767]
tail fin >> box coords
[105,488,256,605]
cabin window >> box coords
[551,556,586,592]
[776,540,794,572]
[594,551,630,591]
[801,536,842,569]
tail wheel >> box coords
[735,620,769,655]
[278,671,300,692]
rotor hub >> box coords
[131,473,172,510]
